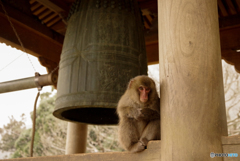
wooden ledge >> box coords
[2,137,240,161]
[1,141,161,161]
[222,135,240,145]
[222,136,240,161]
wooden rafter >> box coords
[0,1,63,67]
[0,0,240,68]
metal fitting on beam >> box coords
[0,72,58,94]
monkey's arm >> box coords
[118,105,143,120]
[140,108,160,121]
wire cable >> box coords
[0,0,36,72]
[0,53,24,72]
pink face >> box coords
[138,86,150,103]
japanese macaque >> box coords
[117,75,160,153]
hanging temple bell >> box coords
[53,0,148,125]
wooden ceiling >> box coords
[0,0,240,72]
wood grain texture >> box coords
[222,145,240,161]
[222,136,240,161]
[1,138,240,161]
[0,141,161,161]
[222,136,240,145]
[158,0,227,160]
[65,123,88,154]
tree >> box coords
[87,125,123,153]
[0,92,68,158]
[0,114,26,156]
[0,92,124,159]
[222,61,240,135]
[222,61,240,121]
[12,92,67,158]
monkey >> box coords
[117,75,160,153]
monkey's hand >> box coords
[140,138,149,147]
[122,106,141,119]
[140,108,160,121]
[123,106,144,120]
[133,108,145,120]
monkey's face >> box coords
[127,75,157,105]
[138,86,150,103]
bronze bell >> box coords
[53,0,147,125]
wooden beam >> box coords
[0,1,62,64]
[146,43,158,64]
[219,15,240,28]
[220,26,240,51]
[217,0,228,17]
[144,16,240,49]
[145,17,158,64]
[0,141,161,161]
[144,18,158,44]
[158,0,227,160]
[35,0,68,13]
[222,136,240,145]
[222,136,240,161]
[220,25,240,70]
[0,16,61,63]
[225,0,237,15]
[1,1,64,43]
[1,136,240,161]
[138,0,157,14]
[38,57,58,73]
[144,19,240,65]
[65,123,88,154]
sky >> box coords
[0,43,54,128]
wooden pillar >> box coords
[158,0,228,160]
[65,122,88,154]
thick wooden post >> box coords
[158,0,228,160]
[65,122,88,154]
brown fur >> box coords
[117,75,160,153]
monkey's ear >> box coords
[128,79,134,89]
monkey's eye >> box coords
[145,88,150,92]
[139,86,144,91]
